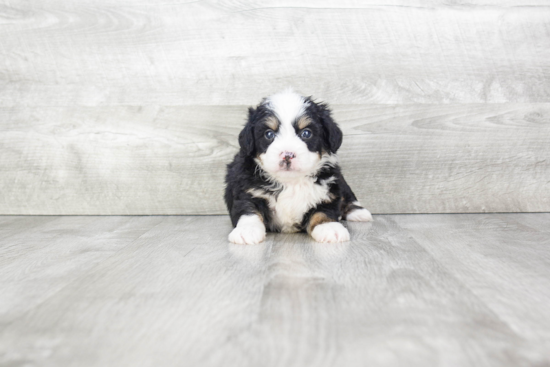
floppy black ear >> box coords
[238,107,256,156]
[316,102,343,153]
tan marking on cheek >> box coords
[297,116,312,130]
[307,212,335,234]
[264,116,280,131]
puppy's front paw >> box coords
[346,208,373,222]
[311,222,350,243]
[228,225,266,245]
[229,214,266,245]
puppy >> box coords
[224,89,372,245]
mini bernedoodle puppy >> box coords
[225,89,373,245]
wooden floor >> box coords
[1,214,549,367]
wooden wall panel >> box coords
[1,0,549,214]
[1,1,549,106]
[1,104,548,214]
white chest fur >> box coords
[248,177,334,233]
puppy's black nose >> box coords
[281,151,296,160]
[279,151,296,169]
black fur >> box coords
[303,98,343,153]
[225,94,365,233]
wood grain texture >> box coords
[0,214,549,366]
[1,104,549,214]
[393,213,550,347]
[1,1,549,105]
[0,216,165,324]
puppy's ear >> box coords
[238,107,256,156]
[316,102,343,153]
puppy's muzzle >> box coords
[279,151,296,169]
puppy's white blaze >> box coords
[228,214,266,245]
[311,222,350,243]
[346,201,373,222]
[266,89,309,126]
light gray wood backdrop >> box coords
[1,1,549,214]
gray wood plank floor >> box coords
[0,214,549,366]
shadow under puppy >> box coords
[225,90,372,244]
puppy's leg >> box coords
[345,203,373,222]
[307,212,350,243]
[228,214,266,245]
[339,175,373,222]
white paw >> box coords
[346,208,373,222]
[228,215,266,245]
[311,222,350,243]
[228,226,265,245]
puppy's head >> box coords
[239,89,342,182]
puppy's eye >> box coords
[264,130,275,140]
[300,129,312,139]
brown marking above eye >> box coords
[296,116,312,130]
[264,116,280,131]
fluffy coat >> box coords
[225,90,372,244]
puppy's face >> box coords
[239,90,343,182]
